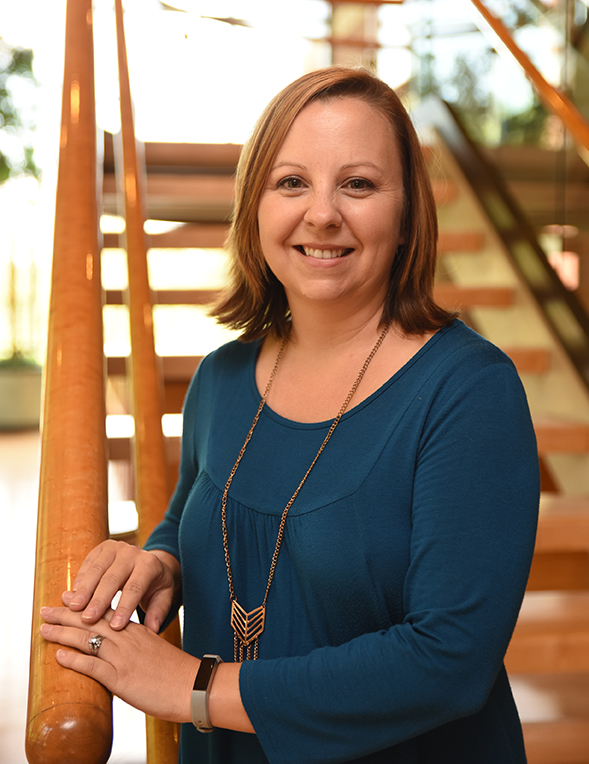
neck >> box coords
[285,300,389,355]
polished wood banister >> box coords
[113,1,181,761]
[469,0,589,165]
[25,1,112,763]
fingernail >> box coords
[40,607,50,616]
[40,623,50,636]
[70,596,84,607]
[111,615,124,628]
[82,607,97,620]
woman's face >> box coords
[257,96,405,318]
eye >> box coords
[345,177,374,191]
[277,176,305,190]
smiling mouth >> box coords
[295,246,354,260]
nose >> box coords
[303,189,342,229]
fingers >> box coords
[62,541,146,626]
[109,551,171,630]
[41,605,113,629]
[62,540,124,615]
[40,618,107,657]
[61,541,176,632]
[54,646,116,688]
[142,586,174,633]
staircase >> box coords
[421,111,589,762]
[101,103,589,759]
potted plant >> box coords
[0,38,42,430]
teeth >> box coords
[302,247,347,259]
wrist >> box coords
[191,655,223,732]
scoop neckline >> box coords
[247,320,458,429]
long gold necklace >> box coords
[221,324,390,661]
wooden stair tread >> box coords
[107,354,203,380]
[534,419,589,454]
[438,230,485,253]
[511,672,589,720]
[512,672,589,764]
[102,174,235,221]
[536,495,589,553]
[103,135,242,171]
[515,591,589,624]
[429,177,457,204]
[434,283,514,308]
[522,719,589,764]
[504,347,551,374]
[103,222,230,251]
[507,590,589,673]
[105,288,221,306]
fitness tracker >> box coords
[191,654,223,732]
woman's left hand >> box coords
[40,606,198,724]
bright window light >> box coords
[162,413,183,438]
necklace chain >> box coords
[221,324,390,661]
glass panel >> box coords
[389,0,588,302]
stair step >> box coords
[506,592,589,674]
[433,283,514,309]
[536,495,589,554]
[430,177,458,205]
[523,719,589,764]
[105,289,220,306]
[103,174,235,222]
[107,355,203,379]
[527,494,589,592]
[104,135,242,172]
[509,673,589,763]
[103,222,229,250]
[107,355,201,415]
[438,230,486,254]
[534,419,589,454]
[504,347,551,374]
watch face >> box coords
[193,657,219,692]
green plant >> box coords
[0,38,39,181]
[0,37,41,364]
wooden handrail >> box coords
[113,1,181,761]
[469,0,589,165]
[25,2,112,763]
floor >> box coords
[1,430,146,764]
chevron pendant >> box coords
[230,600,266,661]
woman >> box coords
[41,67,540,763]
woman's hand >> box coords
[61,540,180,632]
[40,606,196,723]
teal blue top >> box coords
[145,319,540,763]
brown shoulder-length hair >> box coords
[211,66,456,341]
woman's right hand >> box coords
[61,540,180,633]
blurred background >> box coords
[4,0,589,762]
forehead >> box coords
[275,96,399,162]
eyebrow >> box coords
[269,160,385,172]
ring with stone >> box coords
[88,634,104,656]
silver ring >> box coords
[88,634,104,656]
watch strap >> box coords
[191,654,223,733]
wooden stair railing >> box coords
[25,1,113,763]
[469,0,589,166]
[113,1,181,761]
